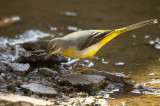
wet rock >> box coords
[61,95,70,100]
[58,73,106,91]
[21,83,57,97]
[17,51,67,64]
[0,76,5,82]
[84,69,133,85]
[6,83,17,91]
[18,40,68,64]
[8,63,30,75]
[39,67,58,77]
[21,40,49,51]
[0,62,9,72]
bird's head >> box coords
[46,38,62,59]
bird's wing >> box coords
[78,30,113,50]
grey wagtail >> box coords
[47,19,158,72]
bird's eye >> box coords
[51,46,58,52]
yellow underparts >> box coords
[62,43,101,59]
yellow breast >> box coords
[62,43,101,59]
[62,46,80,58]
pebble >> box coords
[0,75,5,82]
[21,83,57,96]
[9,63,30,75]
[0,62,8,72]
[39,67,57,77]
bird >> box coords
[46,19,158,73]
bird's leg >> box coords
[72,58,93,73]
[65,59,83,74]
[66,58,93,74]
[72,59,84,70]
[81,58,93,71]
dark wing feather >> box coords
[78,30,113,50]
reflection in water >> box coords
[0,16,20,27]
[67,26,79,31]
[102,58,109,64]
[115,62,125,66]
[60,11,78,16]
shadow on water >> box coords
[0,0,160,105]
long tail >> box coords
[116,19,158,33]
[100,19,158,45]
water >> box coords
[0,0,160,105]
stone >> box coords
[62,95,70,100]
[84,69,133,85]
[9,63,30,75]
[58,73,106,91]
[18,40,68,64]
[39,67,58,77]
[21,83,57,97]
[21,40,49,51]
[0,76,5,82]
[17,52,67,64]
[0,62,9,72]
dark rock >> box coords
[18,40,68,64]
[17,51,67,64]
[84,69,133,85]
[83,69,134,92]
[9,63,30,75]
[57,73,106,91]
[6,83,17,91]
[39,67,58,77]
[0,76,5,82]
[0,62,9,72]
[21,40,49,51]
[21,83,57,97]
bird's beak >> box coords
[45,52,52,60]
[45,54,49,60]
